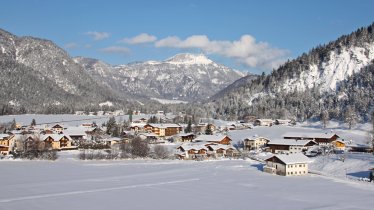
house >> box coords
[102,137,122,146]
[193,134,232,145]
[176,143,208,160]
[144,124,182,137]
[332,140,346,151]
[194,123,216,134]
[64,127,88,141]
[243,136,270,150]
[283,132,340,145]
[267,139,317,154]
[40,134,73,150]
[254,119,273,126]
[275,119,292,125]
[264,153,310,176]
[130,122,147,132]
[51,124,64,133]
[0,134,15,155]
[206,144,237,158]
[175,133,196,143]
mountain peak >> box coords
[165,53,213,65]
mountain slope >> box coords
[75,53,247,102]
[0,29,124,114]
[209,22,374,121]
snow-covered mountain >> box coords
[210,22,374,121]
[75,53,247,101]
[0,29,125,114]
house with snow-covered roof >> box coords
[176,143,208,160]
[193,134,232,145]
[144,123,182,137]
[243,136,270,150]
[268,139,317,154]
[0,134,16,155]
[51,124,64,133]
[254,119,273,127]
[206,144,237,158]
[264,153,311,176]
[40,134,73,150]
[331,140,346,151]
[275,119,292,125]
[175,133,196,143]
[283,132,339,145]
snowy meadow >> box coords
[1,155,374,210]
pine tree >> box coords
[185,119,192,133]
[10,118,17,130]
[31,118,36,127]
[106,117,117,135]
[205,125,213,135]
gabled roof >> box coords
[268,139,316,146]
[283,132,339,139]
[194,134,230,142]
[0,134,10,140]
[147,123,181,129]
[255,119,273,122]
[207,144,235,151]
[177,143,207,151]
[177,133,195,137]
[41,134,72,142]
[64,127,88,136]
[52,124,64,128]
[266,153,311,165]
[244,136,270,141]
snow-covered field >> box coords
[1,152,374,210]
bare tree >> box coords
[131,137,149,158]
[119,141,132,158]
[320,110,329,129]
[153,145,170,159]
[344,106,357,129]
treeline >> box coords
[79,137,172,160]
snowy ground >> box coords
[1,151,374,210]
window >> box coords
[299,164,302,167]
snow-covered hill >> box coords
[75,53,247,101]
[210,22,374,121]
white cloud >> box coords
[100,46,130,55]
[120,33,157,44]
[155,34,289,71]
[64,42,79,49]
[85,31,110,41]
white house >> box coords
[243,136,270,150]
[264,153,310,176]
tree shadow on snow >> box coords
[251,163,264,171]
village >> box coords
[1,111,373,179]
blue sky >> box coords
[1,0,374,74]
